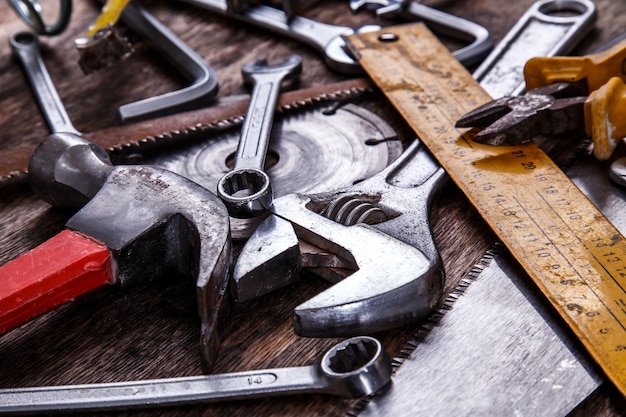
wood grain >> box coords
[1,1,625,416]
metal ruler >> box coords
[346,23,626,396]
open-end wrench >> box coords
[0,336,392,414]
[473,0,597,98]
[349,0,493,67]
[217,55,302,218]
[234,139,446,337]
[10,31,81,135]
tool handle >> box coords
[524,38,626,91]
[0,229,113,334]
[584,76,626,160]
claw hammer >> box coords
[0,133,231,370]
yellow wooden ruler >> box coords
[345,23,626,396]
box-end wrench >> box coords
[217,55,302,218]
[234,139,446,337]
[0,336,392,414]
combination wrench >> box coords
[0,336,392,414]
[10,31,80,135]
[217,55,302,218]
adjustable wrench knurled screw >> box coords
[0,336,392,413]
[217,55,302,218]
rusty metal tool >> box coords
[141,100,402,241]
[178,0,490,73]
[0,336,391,414]
[12,11,218,129]
[349,0,493,67]
[0,132,231,371]
[6,32,227,364]
[234,138,446,337]
[455,84,588,145]
[217,55,302,218]
[457,37,626,160]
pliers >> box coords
[456,37,626,161]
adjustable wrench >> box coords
[217,55,302,218]
[177,0,491,73]
[0,336,391,414]
[234,139,446,337]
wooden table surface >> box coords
[1,0,626,416]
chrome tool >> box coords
[0,336,391,414]
[178,0,491,72]
[216,55,302,218]
[234,138,446,337]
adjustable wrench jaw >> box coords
[234,139,446,337]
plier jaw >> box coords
[456,86,587,146]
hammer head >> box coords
[28,133,232,370]
[29,132,113,208]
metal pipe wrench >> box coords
[177,0,492,73]
[234,138,446,337]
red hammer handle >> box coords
[0,229,113,334]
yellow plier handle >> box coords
[85,0,132,37]
[584,76,626,160]
[524,40,626,160]
[524,38,626,92]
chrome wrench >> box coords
[0,336,392,414]
[177,0,490,73]
[10,31,80,135]
[179,0,379,74]
[473,0,597,98]
[234,139,446,337]
[217,55,302,218]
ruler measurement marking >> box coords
[346,24,626,394]
[538,191,626,297]
[513,193,626,334]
